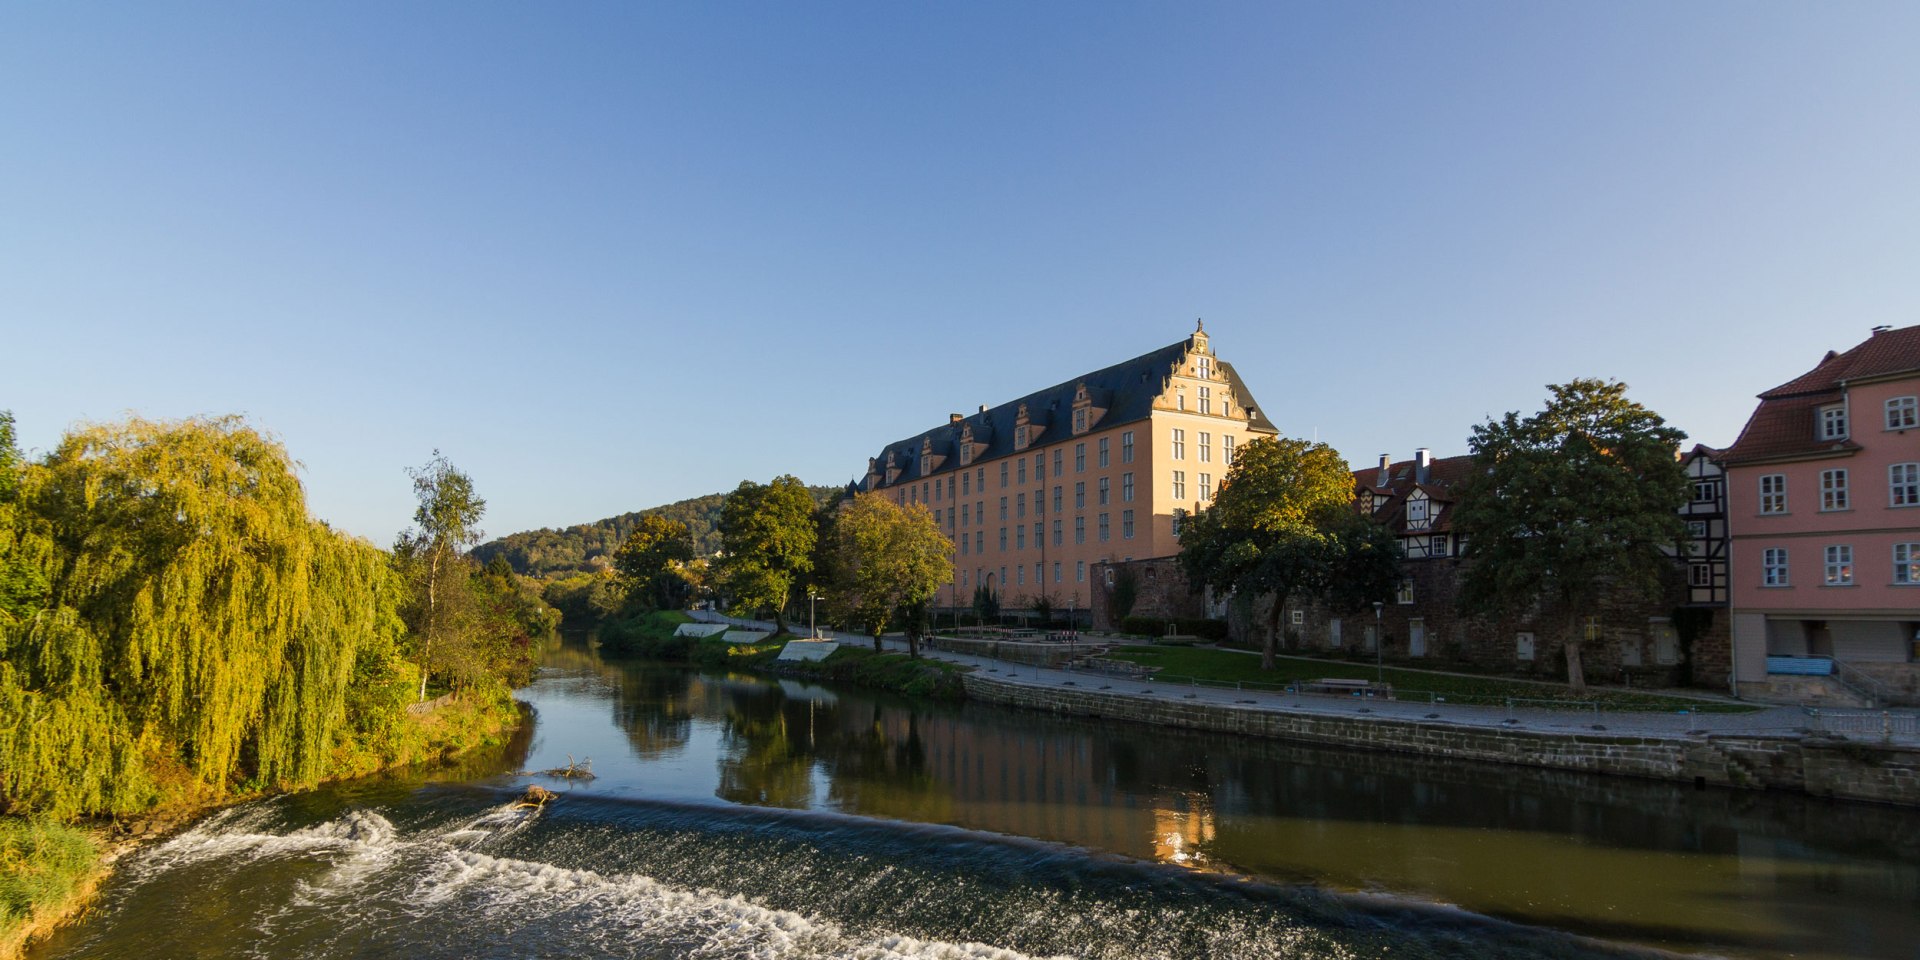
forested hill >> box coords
[473,484,841,577]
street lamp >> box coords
[1372,601,1385,684]
[809,590,825,639]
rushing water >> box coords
[36,636,1920,960]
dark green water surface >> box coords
[35,636,1919,959]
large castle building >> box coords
[854,322,1277,612]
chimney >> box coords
[978,404,988,413]
[1376,454,1390,486]
[950,413,963,424]
[1415,448,1432,484]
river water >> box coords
[35,636,1919,960]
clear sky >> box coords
[5,2,1917,544]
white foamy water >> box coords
[128,804,1065,960]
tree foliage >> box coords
[471,486,839,577]
[0,417,416,818]
[716,476,818,630]
[1453,379,1688,691]
[396,452,488,701]
[828,494,953,655]
[1179,437,1397,669]
[612,515,695,612]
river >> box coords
[33,635,1919,959]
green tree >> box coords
[830,493,954,656]
[1178,436,1366,670]
[0,412,50,625]
[613,514,696,612]
[1453,379,1688,692]
[716,476,817,632]
[398,452,487,701]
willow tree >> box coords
[0,416,410,818]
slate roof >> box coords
[1723,325,1920,465]
[1352,454,1475,536]
[858,335,1277,491]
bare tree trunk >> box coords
[907,630,920,659]
[871,632,883,653]
[420,544,442,702]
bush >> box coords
[1118,615,1227,640]
[596,610,696,656]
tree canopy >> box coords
[828,493,953,655]
[1179,436,1398,669]
[1453,379,1688,690]
[612,514,696,612]
[716,475,818,630]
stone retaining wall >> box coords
[961,674,1920,806]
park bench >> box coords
[1300,678,1393,699]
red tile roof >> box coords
[1724,325,1916,465]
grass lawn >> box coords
[1,818,102,959]
[1106,645,1756,713]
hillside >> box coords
[473,484,842,577]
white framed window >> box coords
[1074,516,1085,544]
[1516,632,1535,661]
[1017,459,1026,484]
[1763,547,1789,587]
[1121,430,1134,463]
[1098,513,1110,542]
[1196,356,1211,379]
[1053,562,1062,583]
[1052,486,1062,513]
[975,531,983,553]
[999,497,1008,520]
[1122,472,1134,502]
[1199,432,1211,462]
[1074,408,1088,433]
[1290,609,1304,626]
[1199,473,1212,501]
[1016,566,1025,586]
[1760,474,1786,514]
[1177,391,1186,410]
[1171,508,1186,537]
[1198,386,1212,415]
[1223,435,1235,465]
[1052,448,1062,477]
[1396,580,1415,604]
[998,528,1007,550]
[962,472,970,496]
[1893,463,1920,507]
[999,462,1008,487]
[1689,563,1711,587]
[1122,509,1135,539]
[1430,534,1448,556]
[1052,519,1062,546]
[1034,453,1044,482]
[1889,396,1919,430]
[1895,543,1920,585]
[1818,404,1848,441]
[1098,437,1110,468]
[1687,520,1709,539]
[1171,429,1185,460]
[1692,481,1716,503]
[1075,443,1086,472]
[1820,469,1848,511]
[1075,560,1085,583]
[1016,493,1026,518]
[1098,477,1110,505]
[1172,470,1186,500]
[1824,545,1853,586]
[1074,482,1085,509]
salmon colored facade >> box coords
[854,324,1278,615]
[1723,324,1920,701]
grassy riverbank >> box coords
[597,613,969,700]
[0,821,101,960]
[1107,645,1756,712]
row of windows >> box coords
[954,512,1141,556]
[1760,543,1920,587]
[1167,430,1234,464]
[961,561,1089,591]
[1757,466,1920,514]
[1818,396,1920,442]
[1169,471,1214,502]
[902,425,1246,506]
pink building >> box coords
[1722,324,1920,705]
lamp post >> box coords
[1372,601,1385,684]
[809,590,825,639]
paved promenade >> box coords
[683,610,1916,743]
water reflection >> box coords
[543,634,1920,960]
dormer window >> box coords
[1818,404,1848,441]
[1196,356,1212,379]
[1407,493,1430,529]
[1073,409,1086,433]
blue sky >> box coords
[5,2,1917,544]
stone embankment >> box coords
[963,673,1920,806]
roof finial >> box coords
[1195,318,1204,333]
